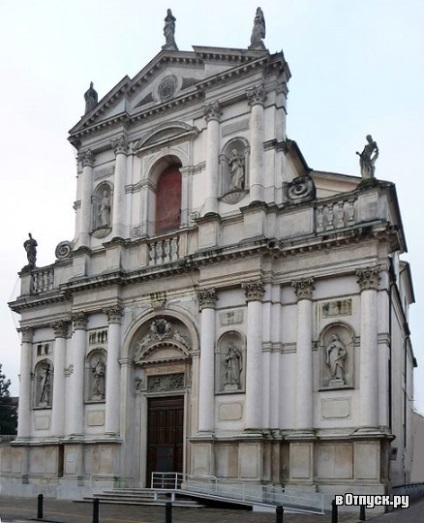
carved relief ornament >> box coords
[81,149,94,168]
[20,327,34,344]
[112,134,129,156]
[198,288,217,310]
[356,267,381,291]
[203,101,221,123]
[242,281,265,302]
[247,85,267,107]
[105,306,123,324]
[51,320,69,339]
[71,312,88,330]
[292,278,315,301]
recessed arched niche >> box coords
[219,139,250,204]
[33,359,53,409]
[92,182,113,238]
[319,322,355,390]
[85,349,107,403]
[216,331,245,393]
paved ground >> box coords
[0,495,422,523]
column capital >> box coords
[20,327,34,344]
[247,84,267,107]
[71,312,88,330]
[197,288,217,310]
[80,149,94,168]
[112,134,129,156]
[51,320,69,339]
[292,277,315,301]
[203,100,221,123]
[105,306,123,324]
[242,281,265,302]
[356,266,381,291]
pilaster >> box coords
[111,135,128,239]
[51,320,69,437]
[197,289,217,433]
[105,306,123,436]
[242,281,265,430]
[68,313,87,437]
[247,85,267,204]
[17,327,33,439]
[292,278,315,433]
[78,149,94,248]
[203,101,221,216]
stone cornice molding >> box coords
[80,149,94,168]
[20,327,34,344]
[197,288,217,310]
[292,277,315,301]
[356,266,381,291]
[247,84,267,107]
[203,101,221,123]
[242,281,265,302]
[71,312,88,330]
[51,320,69,339]
[105,305,123,324]
[112,134,129,156]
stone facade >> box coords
[5,20,416,507]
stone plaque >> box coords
[34,415,50,430]
[220,310,243,326]
[322,299,352,318]
[87,410,105,427]
[321,398,351,419]
[218,402,243,421]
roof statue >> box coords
[162,9,178,51]
[22,233,37,271]
[84,82,98,114]
[356,134,379,183]
[249,7,266,51]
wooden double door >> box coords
[146,396,184,486]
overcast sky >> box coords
[1,0,423,415]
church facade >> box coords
[4,9,416,503]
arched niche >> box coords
[319,322,355,390]
[146,155,183,236]
[219,138,250,203]
[33,359,53,409]
[92,181,113,238]
[85,349,107,403]
[216,330,245,393]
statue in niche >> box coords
[162,9,178,50]
[84,82,98,114]
[23,233,37,269]
[228,149,245,191]
[97,190,111,228]
[249,7,266,50]
[91,360,106,399]
[224,342,242,390]
[356,134,379,180]
[326,333,347,384]
[38,364,52,407]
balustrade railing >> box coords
[148,235,180,266]
[315,196,357,233]
[32,267,54,294]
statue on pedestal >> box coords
[228,149,245,191]
[23,233,37,270]
[224,342,242,390]
[326,334,347,385]
[356,135,379,180]
[162,9,178,50]
[84,82,98,114]
[249,7,266,50]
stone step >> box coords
[79,489,205,508]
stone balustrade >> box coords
[148,235,180,266]
[32,267,54,294]
[315,196,357,233]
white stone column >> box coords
[105,306,123,436]
[197,289,217,433]
[247,85,267,204]
[51,321,69,437]
[202,101,221,216]
[243,281,265,430]
[111,135,128,239]
[357,267,381,429]
[17,327,33,439]
[292,278,315,432]
[79,150,94,248]
[270,285,282,429]
[68,313,87,436]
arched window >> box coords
[155,165,182,235]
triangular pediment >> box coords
[68,46,282,143]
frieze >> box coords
[322,299,352,318]
[220,310,243,326]
[148,373,185,392]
